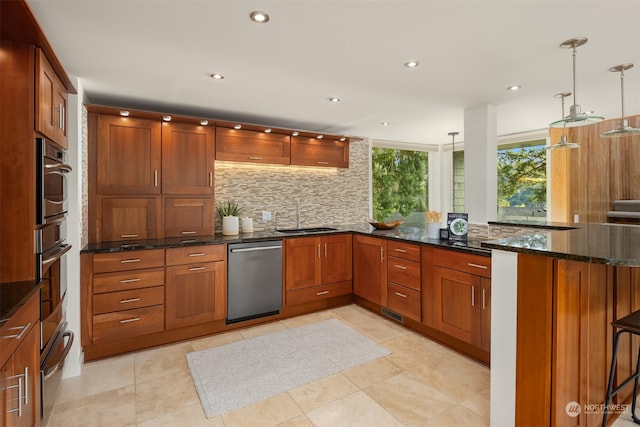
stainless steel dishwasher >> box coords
[227,240,283,323]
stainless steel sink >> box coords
[276,227,337,233]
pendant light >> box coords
[600,64,640,137]
[549,37,604,128]
[449,131,459,212]
[547,92,580,150]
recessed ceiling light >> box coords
[200,120,209,126]
[317,135,324,139]
[381,122,390,126]
[210,73,224,80]
[233,124,242,129]
[404,60,420,68]
[292,131,299,136]
[329,97,340,103]
[507,85,522,91]
[250,11,270,23]
[163,115,172,122]
[119,110,130,117]
[264,128,272,133]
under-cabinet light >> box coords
[234,124,242,129]
[163,115,172,122]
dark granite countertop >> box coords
[482,223,640,266]
[0,281,40,325]
[488,219,578,230]
[81,222,491,257]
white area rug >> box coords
[186,318,391,418]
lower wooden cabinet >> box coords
[387,282,420,321]
[353,235,386,305]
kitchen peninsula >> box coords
[484,223,640,427]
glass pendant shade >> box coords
[549,37,604,128]
[547,92,580,150]
[600,63,640,137]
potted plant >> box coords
[216,200,242,235]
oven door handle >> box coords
[44,162,72,173]
[42,330,74,380]
[42,244,72,269]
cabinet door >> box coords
[353,235,386,305]
[36,49,67,148]
[433,266,481,347]
[215,128,290,165]
[291,136,349,168]
[481,278,491,351]
[165,261,226,329]
[321,234,352,284]
[100,197,159,242]
[162,122,215,194]
[3,325,40,427]
[164,197,214,238]
[97,115,162,194]
[285,237,321,291]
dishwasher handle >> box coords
[230,245,282,253]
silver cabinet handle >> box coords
[380,247,384,262]
[120,258,141,264]
[154,170,158,186]
[316,161,329,165]
[188,252,205,257]
[6,374,23,416]
[395,292,407,298]
[59,104,65,131]
[324,243,327,257]
[181,231,197,235]
[120,278,141,284]
[120,234,139,238]
[394,264,407,270]
[316,291,330,296]
[471,286,476,307]
[394,248,407,253]
[248,156,262,160]
[2,322,31,340]
[230,245,282,253]
[120,317,140,324]
[482,288,487,310]
[317,243,321,259]
[120,298,140,304]
[188,266,206,271]
[209,172,213,187]
[467,263,488,270]
[23,367,29,405]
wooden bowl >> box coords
[369,219,403,230]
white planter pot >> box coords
[222,216,239,235]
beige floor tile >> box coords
[365,371,457,425]
[56,354,135,404]
[281,310,335,329]
[239,321,288,339]
[343,356,403,388]
[137,402,225,427]
[48,385,136,427]
[134,341,194,383]
[461,387,491,418]
[135,370,200,422]
[222,392,303,427]
[190,330,245,352]
[306,390,403,427]
[288,373,359,412]
[423,403,490,427]
[276,414,316,427]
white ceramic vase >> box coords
[222,216,239,235]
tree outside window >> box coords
[372,147,428,225]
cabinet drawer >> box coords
[93,267,165,294]
[93,249,165,273]
[387,240,421,262]
[92,305,164,342]
[432,248,491,278]
[1,291,38,365]
[387,256,420,291]
[93,286,165,315]
[286,281,352,306]
[165,244,225,266]
[387,283,421,322]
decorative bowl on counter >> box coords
[368,219,403,230]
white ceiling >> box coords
[26,0,640,145]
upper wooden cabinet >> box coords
[36,48,68,148]
[164,196,214,238]
[99,197,159,242]
[96,115,162,195]
[291,136,349,168]
[215,128,290,165]
[161,122,215,194]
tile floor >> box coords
[49,305,490,426]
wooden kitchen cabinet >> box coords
[215,127,291,165]
[99,197,160,242]
[353,235,387,305]
[386,240,421,322]
[161,122,215,194]
[164,197,214,238]
[291,136,349,168]
[36,48,68,148]
[284,234,352,305]
[165,245,226,329]
[96,115,162,195]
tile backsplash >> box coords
[214,139,370,231]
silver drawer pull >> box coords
[120,258,141,264]
[120,278,141,284]
[395,292,407,298]
[394,248,407,253]
[120,298,141,304]
[189,266,206,271]
[316,161,329,165]
[188,253,206,257]
[181,231,197,235]
[120,317,140,324]
[120,234,139,238]
[394,264,407,270]
[467,262,488,270]
[316,291,330,296]
[2,322,31,340]
[248,156,262,160]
